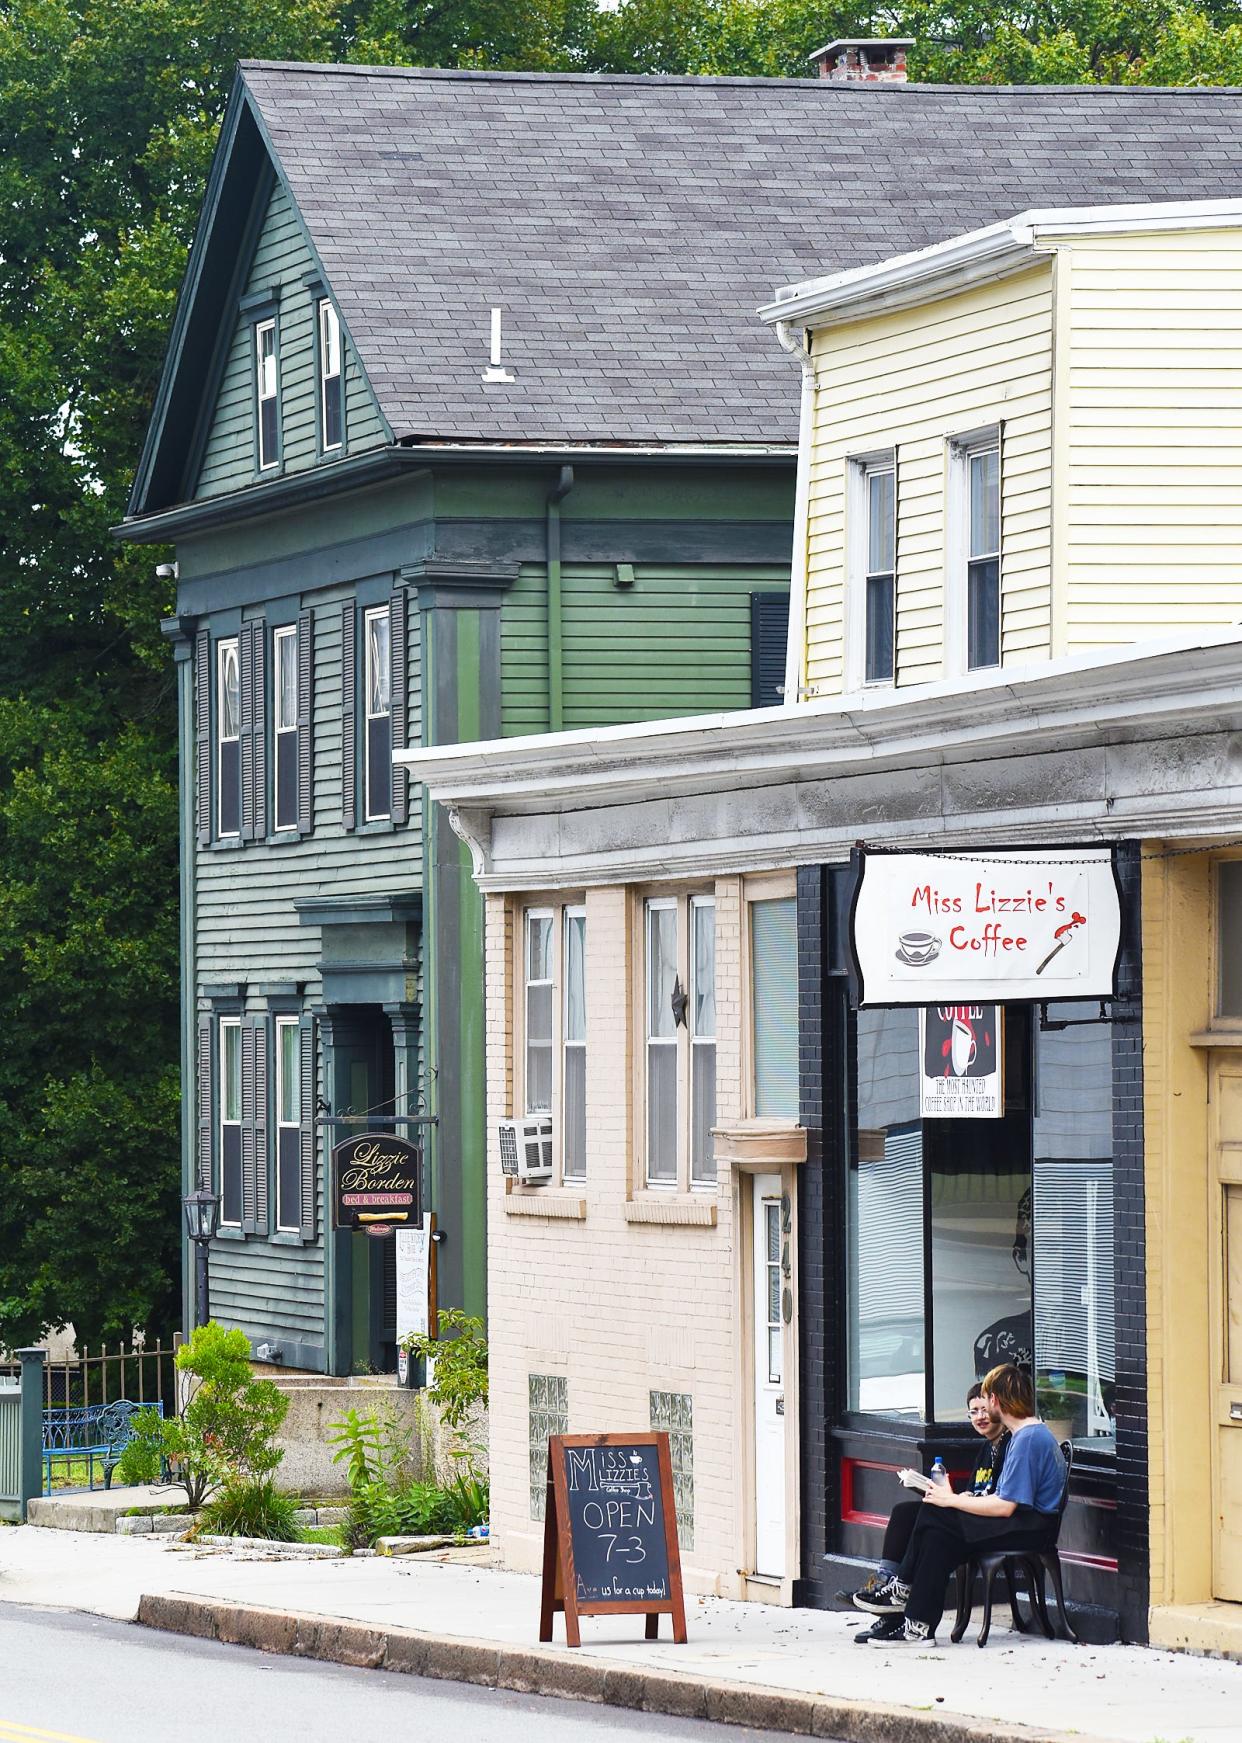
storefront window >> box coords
[1033,1005,1116,1448]
[1219,861,1242,1018]
[928,1011,1032,1421]
[850,1007,925,1415]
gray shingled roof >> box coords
[242,63,1242,446]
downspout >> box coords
[546,464,575,731]
[775,320,815,704]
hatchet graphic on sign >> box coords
[1036,911,1086,976]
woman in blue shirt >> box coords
[855,1364,1066,1643]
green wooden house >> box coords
[118,60,839,1373]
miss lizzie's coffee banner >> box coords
[850,848,1122,1006]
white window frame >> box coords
[744,878,799,1122]
[318,299,343,451]
[640,891,717,1193]
[845,451,896,691]
[562,905,587,1182]
[255,318,279,471]
[216,637,240,839]
[219,1016,243,1228]
[946,425,1001,678]
[271,625,298,833]
[515,902,587,1186]
[275,1016,301,1232]
[363,604,391,823]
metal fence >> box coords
[0,1337,179,1413]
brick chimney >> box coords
[809,38,914,82]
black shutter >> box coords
[197,1014,213,1190]
[195,629,211,846]
[341,603,356,830]
[389,585,409,826]
[299,1016,317,1240]
[241,1020,257,1234]
[251,621,266,842]
[252,1015,269,1237]
[750,592,791,709]
[297,608,314,836]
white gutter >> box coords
[396,628,1242,813]
[759,197,1242,330]
[774,320,815,707]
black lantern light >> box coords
[182,1188,220,1327]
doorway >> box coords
[333,1007,399,1375]
[1209,1052,1242,1600]
[752,1172,787,1578]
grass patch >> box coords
[298,1525,344,1547]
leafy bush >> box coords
[198,1479,299,1542]
[113,1436,161,1487]
[325,1403,410,1490]
[402,1310,488,1432]
[343,1477,462,1549]
[442,1469,489,1534]
[128,1322,289,1508]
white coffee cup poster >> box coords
[919,1005,1003,1119]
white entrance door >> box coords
[752,1173,787,1577]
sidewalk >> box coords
[2,1524,1239,1743]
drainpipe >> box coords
[546,465,574,731]
[774,321,815,704]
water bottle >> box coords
[930,1458,948,1486]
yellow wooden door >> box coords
[1210,1055,1242,1600]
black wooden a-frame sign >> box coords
[539,1432,687,1648]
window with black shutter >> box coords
[217,640,241,837]
[276,1016,301,1232]
[219,1016,243,1226]
[273,625,298,832]
[750,592,791,709]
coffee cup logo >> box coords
[895,930,941,967]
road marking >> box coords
[0,1722,101,1743]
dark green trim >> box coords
[239,287,281,316]
[295,894,423,928]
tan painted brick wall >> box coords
[485,880,752,1598]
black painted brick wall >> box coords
[795,864,828,1608]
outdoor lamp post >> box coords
[182,1188,220,1328]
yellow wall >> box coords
[1143,846,1213,1610]
[802,262,1054,696]
[1055,228,1242,657]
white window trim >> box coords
[272,624,298,834]
[216,637,240,839]
[945,425,1001,680]
[514,902,587,1188]
[275,1016,300,1232]
[743,882,799,1122]
[688,894,717,1189]
[363,604,391,823]
[318,299,343,451]
[255,319,279,471]
[845,450,896,692]
[522,907,555,1119]
[640,891,717,1194]
[562,904,587,1183]
[219,1015,242,1228]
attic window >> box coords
[319,299,343,451]
[255,318,279,471]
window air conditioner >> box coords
[498,1118,553,1184]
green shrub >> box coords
[113,1437,161,1487]
[325,1403,410,1489]
[343,1477,461,1548]
[128,1322,290,1508]
[442,1469,489,1534]
[402,1309,488,1432]
[199,1479,300,1542]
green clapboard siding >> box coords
[501,562,788,735]
[195,179,386,500]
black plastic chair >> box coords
[950,1439,1080,1647]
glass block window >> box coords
[650,1389,694,1550]
[528,1372,568,1521]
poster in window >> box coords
[919,1005,1003,1119]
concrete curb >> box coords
[135,1594,1111,1743]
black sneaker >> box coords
[845,1571,886,1606]
[853,1574,910,1615]
[855,1614,906,1644]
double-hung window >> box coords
[275,1017,301,1232]
[643,893,717,1190]
[364,605,392,822]
[219,1017,243,1228]
[217,638,241,838]
[519,904,588,1182]
[273,625,298,833]
[750,894,798,1118]
[857,458,896,684]
[319,299,344,452]
[950,431,1001,672]
[255,318,279,471]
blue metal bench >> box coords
[42,1399,164,1493]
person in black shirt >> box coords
[851,1383,1009,1644]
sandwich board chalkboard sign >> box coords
[539,1433,687,1648]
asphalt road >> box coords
[0,1606,822,1743]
